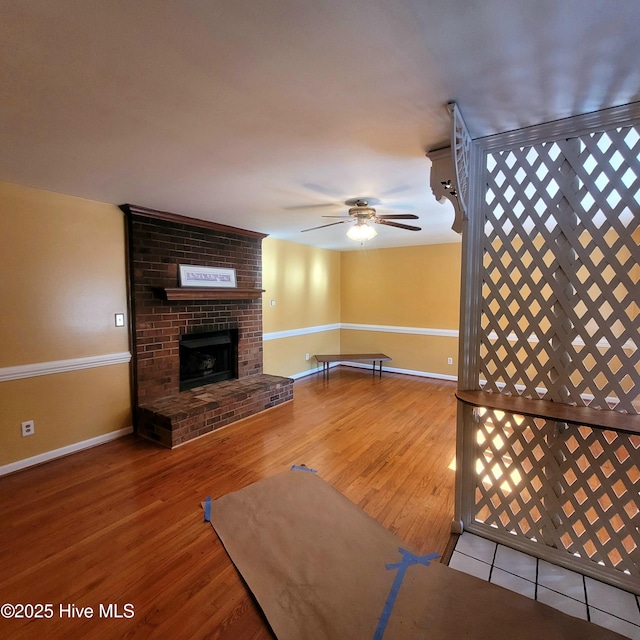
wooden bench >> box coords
[315,353,391,379]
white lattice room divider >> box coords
[472,408,640,580]
[451,103,640,593]
[481,130,639,411]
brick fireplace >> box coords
[121,204,293,447]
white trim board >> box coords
[264,323,458,341]
[344,361,457,382]
[288,361,457,382]
[288,363,335,380]
[341,323,458,337]
[263,324,341,341]
[0,352,132,383]
[0,427,133,477]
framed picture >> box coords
[179,264,237,288]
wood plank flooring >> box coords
[0,369,458,639]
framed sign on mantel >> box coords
[178,264,237,288]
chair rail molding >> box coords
[263,323,459,341]
[0,352,132,382]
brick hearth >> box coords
[122,204,293,448]
[137,375,292,447]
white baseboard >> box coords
[288,361,457,382]
[343,361,458,381]
[289,363,337,379]
[0,426,133,477]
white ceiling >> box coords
[1,1,639,250]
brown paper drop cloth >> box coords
[204,469,626,640]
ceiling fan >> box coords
[301,199,421,241]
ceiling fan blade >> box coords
[321,215,351,219]
[378,201,417,211]
[284,203,341,210]
[301,220,349,232]
[375,214,419,220]
[302,183,343,198]
[376,220,422,231]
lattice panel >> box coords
[451,102,472,218]
[473,408,640,578]
[480,126,640,413]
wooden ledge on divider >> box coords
[455,389,640,435]
[162,287,265,301]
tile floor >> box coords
[449,532,640,639]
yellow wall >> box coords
[0,366,132,466]
[340,244,461,327]
[262,238,462,379]
[0,182,131,467]
[262,237,341,377]
[340,244,461,377]
[262,237,341,333]
[263,330,341,378]
[339,330,459,377]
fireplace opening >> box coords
[179,329,238,391]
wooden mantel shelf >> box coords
[456,390,640,435]
[163,287,264,301]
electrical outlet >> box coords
[447,357,453,365]
[305,353,310,361]
[21,420,35,437]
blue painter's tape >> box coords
[204,496,211,522]
[373,548,440,640]
[291,464,318,473]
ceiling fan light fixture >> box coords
[348,205,376,217]
[347,222,377,241]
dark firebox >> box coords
[179,329,238,391]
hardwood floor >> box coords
[0,369,458,639]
